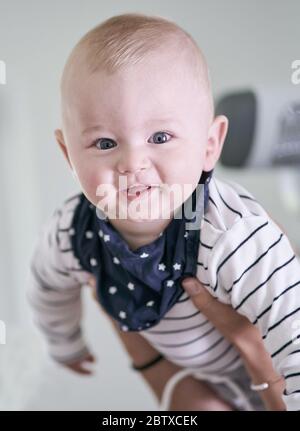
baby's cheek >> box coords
[91,172,116,208]
[74,169,101,206]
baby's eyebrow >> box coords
[81,118,181,136]
[144,117,180,126]
[81,125,106,136]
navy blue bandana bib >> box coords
[71,171,212,332]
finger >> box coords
[182,277,265,348]
[91,286,98,302]
[69,363,93,375]
[182,276,244,328]
[87,277,99,302]
[66,365,91,374]
[183,277,253,333]
[84,353,96,362]
[76,367,93,375]
[88,276,96,288]
[182,277,217,313]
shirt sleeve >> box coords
[26,196,92,365]
[206,215,300,410]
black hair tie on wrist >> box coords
[131,353,164,371]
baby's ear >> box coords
[203,115,228,171]
[54,128,72,169]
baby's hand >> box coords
[62,352,96,375]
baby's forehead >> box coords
[61,39,213,125]
[63,35,206,90]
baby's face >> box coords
[57,48,226,222]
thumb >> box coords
[88,276,96,288]
[182,277,216,312]
[182,277,205,296]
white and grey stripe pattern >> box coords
[26,193,92,364]
[26,178,300,410]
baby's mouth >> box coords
[125,185,156,202]
[127,185,152,197]
[117,183,161,203]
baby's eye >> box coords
[93,138,117,150]
[149,131,172,144]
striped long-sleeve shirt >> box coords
[26,177,300,410]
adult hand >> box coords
[181,276,259,347]
[181,276,286,411]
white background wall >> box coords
[0,0,300,410]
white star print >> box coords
[140,252,149,258]
[98,229,103,237]
[85,231,93,239]
[108,286,117,294]
[119,311,127,319]
[146,300,154,307]
[184,232,189,238]
[127,282,135,290]
[158,263,166,271]
[90,258,97,266]
[173,263,181,270]
[113,257,120,264]
[103,234,110,242]
[121,325,129,331]
[69,228,75,236]
[166,280,174,287]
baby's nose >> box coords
[117,150,150,174]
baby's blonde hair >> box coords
[61,12,214,120]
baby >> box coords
[27,13,300,410]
